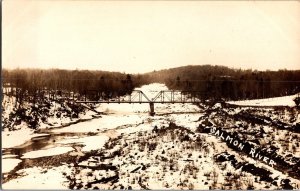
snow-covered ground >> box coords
[57,135,109,152]
[2,128,49,149]
[2,158,22,173]
[2,83,300,189]
[21,146,74,159]
[2,165,71,189]
[2,83,205,189]
[227,94,299,107]
[51,114,146,133]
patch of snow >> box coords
[58,135,109,152]
[97,103,150,114]
[21,146,74,159]
[2,165,71,189]
[117,123,153,135]
[227,94,298,107]
[2,154,18,159]
[2,128,49,149]
[51,114,146,133]
[212,103,222,109]
[78,110,97,120]
[2,158,22,173]
[170,113,203,131]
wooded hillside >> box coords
[144,65,300,100]
[2,65,300,102]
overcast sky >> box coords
[3,0,300,73]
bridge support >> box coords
[149,102,155,116]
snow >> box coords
[2,158,22,173]
[97,103,149,114]
[21,146,74,159]
[57,135,109,152]
[1,95,17,120]
[51,114,146,133]
[79,110,97,120]
[135,83,169,94]
[4,83,300,190]
[2,154,18,159]
[170,113,203,131]
[2,128,50,149]
[117,123,153,135]
[2,165,71,190]
[39,110,97,129]
[227,94,299,107]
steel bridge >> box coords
[76,90,205,115]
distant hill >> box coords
[2,65,300,101]
[138,65,300,100]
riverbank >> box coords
[1,94,101,131]
[2,111,101,149]
[2,83,300,190]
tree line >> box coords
[2,65,300,103]
[144,65,300,100]
[2,68,148,104]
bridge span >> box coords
[77,90,205,115]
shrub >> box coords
[294,97,300,106]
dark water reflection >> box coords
[2,129,100,184]
[3,132,97,158]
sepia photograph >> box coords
[1,0,300,190]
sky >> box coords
[3,0,300,74]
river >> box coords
[2,83,202,189]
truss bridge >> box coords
[76,90,205,115]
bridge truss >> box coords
[76,90,206,115]
[76,90,206,104]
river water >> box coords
[2,83,202,189]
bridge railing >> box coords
[2,86,207,104]
[76,90,207,103]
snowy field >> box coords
[2,83,300,189]
[227,94,299,107]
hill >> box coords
[141,65,300,100]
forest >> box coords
[2,65,300,104]
[2,68,148,104]
[144,65,300,100]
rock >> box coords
[281,179,293,190]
